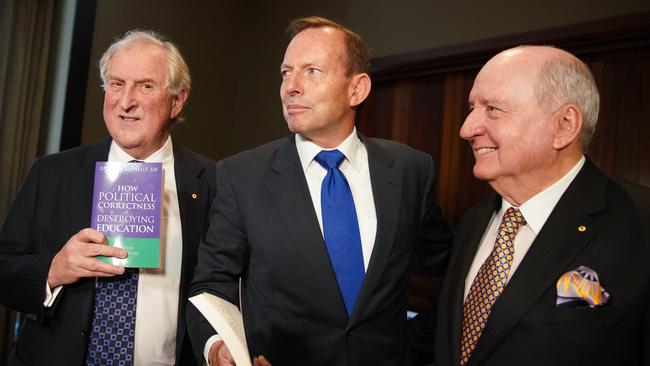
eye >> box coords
[307,67,321,75]
[139,83,155,93]
[486,105,501,113]
[280,69,291,79]
[107,80,123,90]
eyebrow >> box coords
[280,62,320,70]
[106,76,157,84]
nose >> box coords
[282,72,302,97]
[459,108,483,141]
[118,85,136,111]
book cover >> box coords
[189,293,251,366]
[91,161,162,268]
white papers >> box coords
[189,292,251,366]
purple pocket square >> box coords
[556,265,609,308]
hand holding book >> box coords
[208,341,271,366]
[189,293,272,366]
[47,228,127,288]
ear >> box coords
[348,73,371,107]
[170,89,189,119]
[552,103,583,150]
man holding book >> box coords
[0,30,216,365]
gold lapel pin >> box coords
[578,225,587,232]
[191,193,198,199]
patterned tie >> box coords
[315,149,365,316]
[460,207,526,365]
[86,270,139,365]
[86,159,142,365]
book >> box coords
[91,161,162,268]
[189,292,251,366]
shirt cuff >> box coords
[43,281,63,307]
[203,334,223,365]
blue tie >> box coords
[315,149,365,316]
[86,270,138,365]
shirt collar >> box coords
[500,156,585,234]
[295,128,363,172]
[108,136,174,165]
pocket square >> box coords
[556,265,609,308]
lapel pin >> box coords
[191,193,198,199]
[577,225,586,232]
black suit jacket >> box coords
[187,134,451,366]
[435,160,650,366]
[0,138,216,366]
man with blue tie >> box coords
[187,16,451,366]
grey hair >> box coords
[531,47,600,150]
[99,30,191,122]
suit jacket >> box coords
[187,134,451,366]
[435,159,650,366]
[0,138,216,366]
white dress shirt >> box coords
[109,136,182,365]
[203,128,378,363]
[45,136,183,365]
[296,128,377,270]
[463,156,585,299]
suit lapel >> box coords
[70,139,111,234]
[265,136,348,319]
[446,195,499,364]
[348,136,401,323]
[469,161,607,365]
[173,145,208,280]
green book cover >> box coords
[91,161,162,268]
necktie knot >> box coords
[502,207,526,230]
[315,149,345,170]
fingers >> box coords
[84,242,127,259]
[209,341,235,366]
[253,355,272,366]
[47,228,127,288]
[77,228,108,244]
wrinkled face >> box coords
[459,50,557,189]
[280,27,357,147]
[103,42,184,159]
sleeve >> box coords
[187,159,250,361]
[0,159,56,319]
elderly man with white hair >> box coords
[434,45,650,366]
[0,30,216,366]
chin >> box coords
[472,165,497,182]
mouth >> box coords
[284,104,310,114]
[474,147,497,155]
[119,115,140,122]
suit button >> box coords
[81,331,86,338]
[347,329,355,336]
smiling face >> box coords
[459,48,562,203]
[280,27,367,148]
[103,41,186,159]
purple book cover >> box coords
[91,162,162,268]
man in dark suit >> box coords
[187,17,451,366]
[0,30,216,365]
[435,45,650,365]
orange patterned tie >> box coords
[460,207,526,365]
